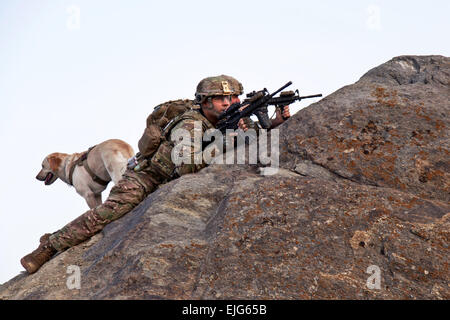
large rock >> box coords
[1,55,448,300]
[280,55,449,202]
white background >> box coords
[1,0,449,284]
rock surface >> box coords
[1,55,449,300]
[280,55,449,202]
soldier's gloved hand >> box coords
[279,105,291,120]
[271,105,291,128]
[238,118,249,132]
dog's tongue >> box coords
[44,172,53,185]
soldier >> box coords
[20,75,291,274]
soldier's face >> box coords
[202,95,239,123]
[230,95,241,104]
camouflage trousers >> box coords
[48,169,158,251]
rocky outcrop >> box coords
[1,55,448,299]
[280,55,449,202]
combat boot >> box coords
[21,233,57,274]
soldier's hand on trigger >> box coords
[237,103,251,132]
[271,105,291,128]
[238,118,249,132]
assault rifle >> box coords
[267,90,322,120]
[216,81,322,132]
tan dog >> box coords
[36,139,135,209]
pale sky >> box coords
[0,0,449,284]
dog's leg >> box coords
[94,194,102,207]
[104,155,128,185]
[108,166,127,185]
[85,193,101,209]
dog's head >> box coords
[36,153,65,185]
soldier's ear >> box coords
[48,154,62,172]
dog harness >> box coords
[68,146,110,186]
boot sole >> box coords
[20,256,39,274]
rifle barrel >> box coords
[298,94,322,99]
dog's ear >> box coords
[48,154,62,172]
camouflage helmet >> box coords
[195,75,243,104]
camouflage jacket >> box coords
[139,108,215,184]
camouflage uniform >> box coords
[49,109,214,251]
[21,74,244,274]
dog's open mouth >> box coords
[44,172,54,185]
